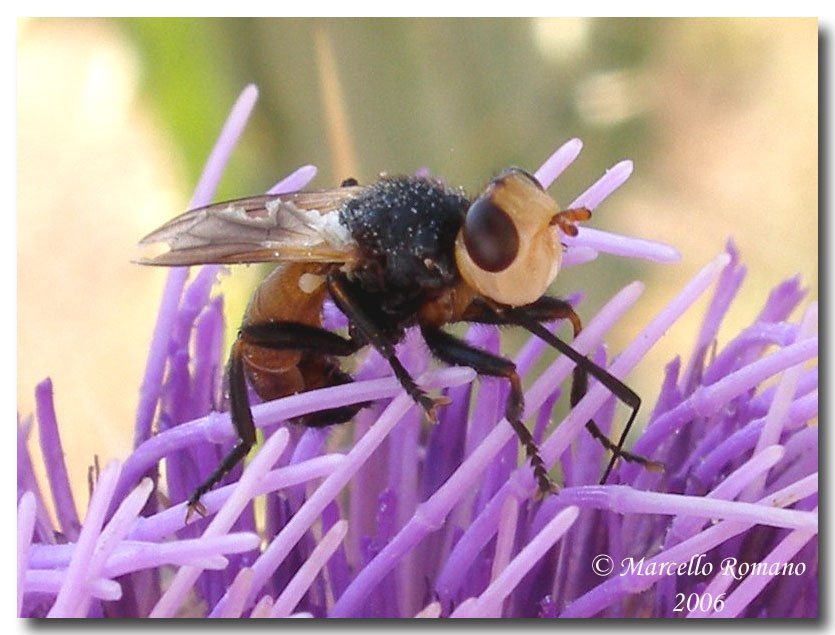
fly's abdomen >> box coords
[241,262,331,401]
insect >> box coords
[139,167,660,518]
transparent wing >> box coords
[136,188,364,266]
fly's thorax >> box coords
[338,176,468,298]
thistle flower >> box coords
[18,85,817,618]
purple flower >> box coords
[19,85,817,618]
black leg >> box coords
[187,339,255,521]
[241,321,363,355]
[327,272,449,422]
[185,321,364,522]
[421,325,557,498]
[566,352,662,479]
[501,304,662,482]
[463,297,661,483]
[463,296,582,336]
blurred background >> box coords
[18,18,817,513]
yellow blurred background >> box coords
[18,18,817,515]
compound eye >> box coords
[462,196,520,272]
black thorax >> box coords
[338,176,469,324]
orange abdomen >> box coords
[240,262,337,402]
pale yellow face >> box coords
[455,169,563,307]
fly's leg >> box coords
[565,351,663,481]
[242,321,363,355]
[421,325,556,498]
[327,272,450,423]
[463,295,581,334]
[501,301,662,483]
[464,296,661,484]
[186,321,363,522]
[187,338,253,522]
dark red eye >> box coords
[462,195,519,272]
